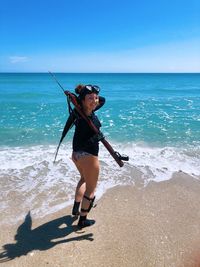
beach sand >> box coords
[1,172,200,267]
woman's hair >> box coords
[75,84,89,101]
[75,84,85,95]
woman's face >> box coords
[82,93,99,112]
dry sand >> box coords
[1,172,200,267]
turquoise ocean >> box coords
[0,73,200,225]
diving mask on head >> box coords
[79,84,100,99]
[84,85,100,94]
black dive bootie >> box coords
[72,201,80,216]
[78,215,95,228]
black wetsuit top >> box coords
[63,96,105,156]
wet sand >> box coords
[1,172,200,267]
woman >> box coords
[61,84,105,228]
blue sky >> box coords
[0,0,200,72]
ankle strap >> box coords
[81,195,95,213]
[84,195,95,202]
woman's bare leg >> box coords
[74,176,86,202]
[72,156,86,215]
[72,154,99,227]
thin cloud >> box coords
[9,56,29,64]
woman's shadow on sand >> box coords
[0,211,93,263]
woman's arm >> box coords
[59,112,76,143]
[54,112,76,162]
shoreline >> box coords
[1,172,200,266]
[1,143,199,229]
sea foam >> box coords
[0,142,199,225]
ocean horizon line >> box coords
[0,72,200,75]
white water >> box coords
[0,142,199,225]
